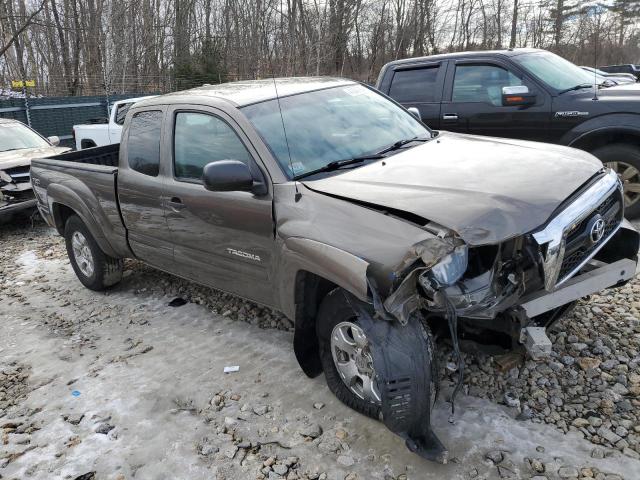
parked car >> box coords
[31,78,639,462]
[599,64,640,80]
[580,66,636,84]
[0,119,69,221]
[377,48,640,217]
[72,96,153,150]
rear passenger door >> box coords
[384,61,446,129]
[118,108,174,271]
[442,59,551,140]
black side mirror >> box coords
[203,160,254,192]
[501,86,536,107]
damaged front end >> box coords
[363,169,638,463]
[0,166,36,217]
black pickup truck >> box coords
[377,48,640,217]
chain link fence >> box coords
[0,72,275,148]
[0,94,153,148]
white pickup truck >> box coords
[72,96,153,150]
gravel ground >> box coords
[1,214,640,480]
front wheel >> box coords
[316,289,382,420]
[316,288,446,462]
[64,215,123,291]
[592,143,640,218]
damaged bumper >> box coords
[0,165,36,218]
[520,257,636,318]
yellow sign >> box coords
[11,80,35,88]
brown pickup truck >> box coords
[30,78,639,462]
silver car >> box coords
[0,119,68,220]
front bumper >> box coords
[0,196,37,218]
[520,257,636,317]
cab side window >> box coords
[453,64,524,106]
[173,112,252,181]
[388,66,439,103]
[128,110,162,176]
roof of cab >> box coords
[382,47,544,68]
[134,77,356,109]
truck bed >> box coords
[30,143,131,258]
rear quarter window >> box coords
[128,110,162,176]
[388,67,439,103]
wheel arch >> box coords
[292,270,340,378]
[568,125,640,152]
[279,238,371,378]
[80,139,97,149]
[49,190,119,259]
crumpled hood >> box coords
[302,132,603,245]
[0,145,69,170]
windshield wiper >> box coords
[558,83,593,95]
[293,136,429,180]
[0,148,29,153]
[294,156,382,180]
[376,136,430,155]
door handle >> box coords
[168,197,186,211]
[442,113,459,120]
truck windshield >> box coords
[242,84,430,178]
[0,122,49,152]
[513,51,596,92]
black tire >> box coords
[316,288,382,420]
[64,215,123,291]
[591,143,640,219]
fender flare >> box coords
[277,237,370,378]
[561,114,640,148]
[48,183,120,258]
[278,237,370,319]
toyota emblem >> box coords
[589,216,606,244]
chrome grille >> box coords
[533,169,623,291]
[5,165,31,183]
[557,189,622,282]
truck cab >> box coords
[377,49,640,216]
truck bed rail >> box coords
[42,143,119,167]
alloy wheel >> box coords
[71,231,94,277]
[330,321,382,404]
[606,160,640,208]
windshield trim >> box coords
[240,82,355,108]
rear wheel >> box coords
[64,215,123,290]
[592,143,640,218]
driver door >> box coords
[163,105,275,306]
[441,60,551,141]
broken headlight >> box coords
[0,170,11,186]
[425,244,468,288]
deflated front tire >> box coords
[316,288,448,463]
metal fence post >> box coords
[23,84,32,127]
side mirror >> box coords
[407,107,421,119]
[47,135,60,146]
[501,86,536,107]
[202,160,255,193]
